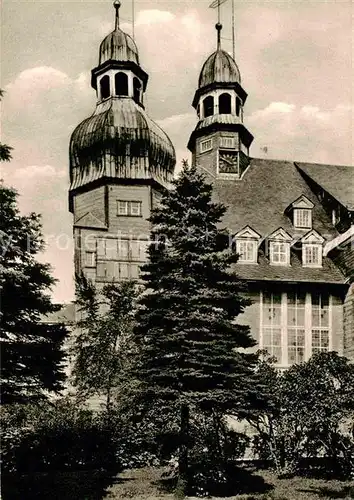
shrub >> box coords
[1,397,123,499]
[248,351,354,479]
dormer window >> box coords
[100,75,110,100]
[268,228,292,266]
[270,242,289,265]
[294,209,312,229]
[234,226,261,264]
[203,96,214,118]
[286,195,314,230]
[301,230,324,267]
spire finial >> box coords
[113,0,121,31]
[216,22,222,50]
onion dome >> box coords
[199,49,241,88]
[198,23,241,88]
[99,1,139,65]
[99,29,139,65]
[69,99,175,190]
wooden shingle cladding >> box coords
[198,49,242,88]
[296,162,354,211]
[69,99,175,197]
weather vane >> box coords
[209,0,236,60]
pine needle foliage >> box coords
[0,185,68,404]
[135,161,260,415]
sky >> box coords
[1,0,353,303]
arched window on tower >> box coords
[203,96,214,118]
[100,75,110,100]
[236,97,242,117]
[115,72,129,96]
[219,93,232,114]
[133,77,142,103]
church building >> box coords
[69,2,354,368]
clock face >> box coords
[218,150,239,175]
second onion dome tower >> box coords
[188,23,253,180]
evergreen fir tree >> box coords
[0,185,68,404]
[135,161,262,484]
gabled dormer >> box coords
[267,228,292,266]
[300,229,325,268]
[285,195,314,230]
[234,226,261,263]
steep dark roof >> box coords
[296,162,354,210]
[232,251,345,284]
[213,158,338,238]
[208,157,347,284]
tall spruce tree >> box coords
[0,184,68,404]
[135,162,261,483]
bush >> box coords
[248,351,354,479]
[1,397,123,499]
[187,411,250,496]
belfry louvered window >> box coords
[219,93,231,114]
[100,75,110,99]
[203,96,214,118]
[115,72,128,96]
[133,77,141,103]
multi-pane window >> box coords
[117,200,142,217]
[130,201,142,216]
[97,238,147,262]
[220,136,235,149]
[294,209,312,229]
[261,292,331,366]
[117,200,129,216]
[303,244,322,267]
[119,263,129,279]
[236,239,257,263]
[118,240,129,259]
[262,292,282,362]
[287,292,305,364]
[97,238,118,259]
[85,251,96,267]
[311,294,329,354]
[200,139,212,153]
[270,242,289,265]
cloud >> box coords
[136,10,175,26]
[13,164,66,180]
[5,67,70,108]
[248,101,352,165]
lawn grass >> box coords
[105,467,354,500]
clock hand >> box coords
[221,156,234,165]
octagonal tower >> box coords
[69,2,176,285]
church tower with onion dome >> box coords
[188,22,253,180]
[69,1,176,286]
